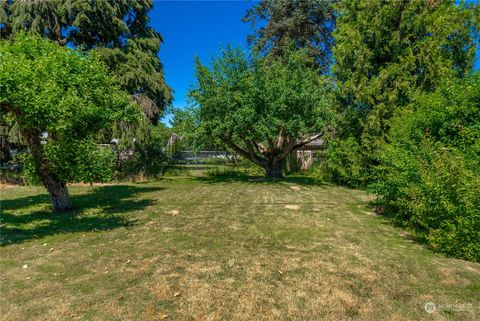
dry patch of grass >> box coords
[1,176,479,320]
[165,209,180,216]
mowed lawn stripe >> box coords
[1,177,479,321]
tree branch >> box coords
[292,132,323,150]
[276,128,287,150]
[244,139,256,160]
[267,137,275,153]
[223,138,265,167]
[253,141,267,155]
[274,135,296,162]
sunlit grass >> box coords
[1,175,479,320]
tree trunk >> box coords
[264,160,283,178]
[21,129,74,212]
[42,175,74,212]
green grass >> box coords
[1,175,479,320]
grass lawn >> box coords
[1,175,479,320]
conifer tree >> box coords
[0,0,171,123]
[328,0,479,185]
[243,0,335,73]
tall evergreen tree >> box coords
[0,0,171,123]
[333,0,479,147]
[243,0,335,73]
[327,0,479,185]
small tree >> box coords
[0,35,139,212]
[189,46,335,177]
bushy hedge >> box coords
[16,140,117,185]
[113,119,170,180]
[322,136,373,187]
[371,74,480,261]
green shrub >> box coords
[371,74,480,261]
[115,142,168,180]
[14,152,40,185]
[17,141,117,185]
[113,119,170,180]
[322,137,373,187]
[0,167,25,185]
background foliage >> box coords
[112,118,171,180]
[326,0,479,186]
[243,0,335,73]
[371,74,480,261]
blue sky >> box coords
[150,1,480,126]
[149,1,257,125]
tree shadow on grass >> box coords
[194,173,326,186]
[0,185,163,246]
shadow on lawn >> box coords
[0,185,163,245]
[195,173,325,186]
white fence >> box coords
[173,150,232,164]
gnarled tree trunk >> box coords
[264,160,283,178]
[22,129,74,212]
[225,130,323,178]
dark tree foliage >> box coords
[0,0,171,123]
[243,0,335,73]
[326,0,479,186]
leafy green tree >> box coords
[0,0,171,123]
[189,46,335,177]
[329,0,479,185]
[243,0,335,72]
[0,34,139,212]
[171,107,216,152]
[371,73,480,261]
